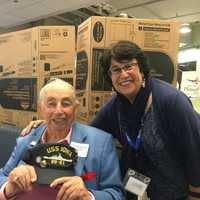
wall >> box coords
[192,22,200,45]
[178,48,200,112]
[178,48,200,72]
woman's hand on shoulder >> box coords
[20,120,45,136]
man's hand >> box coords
[50,176,92,200]
[20,120,45,136]
[5,164,37,197]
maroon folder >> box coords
[16,184,59,200]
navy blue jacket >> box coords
[91,77,200,199]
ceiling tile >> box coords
[0,0,199,29]
[0,13,23,27]
[9,3,54,20]
[40,0,106,14]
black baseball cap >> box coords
[22,143,77,184]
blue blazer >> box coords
[0,122,124,200]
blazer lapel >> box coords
[27,125,47,148]
[70,123,88,176]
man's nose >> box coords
[55,102,63,112]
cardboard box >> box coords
[0,26,75,128]
[76,16,180,123]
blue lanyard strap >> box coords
[125,129,142,151]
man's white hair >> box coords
[39,78,76,102]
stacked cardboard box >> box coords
[75,16,180,123]
[0,26,75,127]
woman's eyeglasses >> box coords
[109,62,138,75]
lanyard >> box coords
[118,110,144,152]
[118,94,152,152]
[125,129,142,151]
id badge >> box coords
[123,169,151,196]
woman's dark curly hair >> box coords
[100,40,150,85]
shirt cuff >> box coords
[0,182,8,200]
[88,191,95,200]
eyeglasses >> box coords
[109,62,138,75]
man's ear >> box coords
[75,99,80,107]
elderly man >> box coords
[0,79,123,200]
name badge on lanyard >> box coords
[119,114,151,196]
[123,169,151,196]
